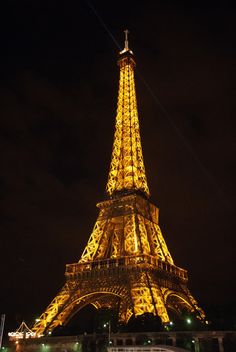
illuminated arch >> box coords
[162,289,194,317]
[44,288,133,333]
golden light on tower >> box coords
[32,31,205,337]
[106,30,149,198]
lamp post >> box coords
[0,315,5,349]
[103,321,111,347]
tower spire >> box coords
[124,29,129,51]
[106,31,150,198]
[119,29,133,55]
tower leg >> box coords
[131,273,169,323]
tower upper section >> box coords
[106,31,150,198]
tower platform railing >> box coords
[65,255,187,281]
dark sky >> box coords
[1,0,235,332]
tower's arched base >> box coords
[32,253,205,336]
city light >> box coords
[8,321,36,340]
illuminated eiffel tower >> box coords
[33,31,205,336]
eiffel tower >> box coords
[32,31,205,336]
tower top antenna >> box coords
[124,29,129,50]
[119,29,133,55]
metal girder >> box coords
[131,273,169,323]
[79,194,173,264]
[106,54,150,198]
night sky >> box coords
[1,1,235,333]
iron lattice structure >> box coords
[32,35,205,336]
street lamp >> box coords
[103,321,111,346]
